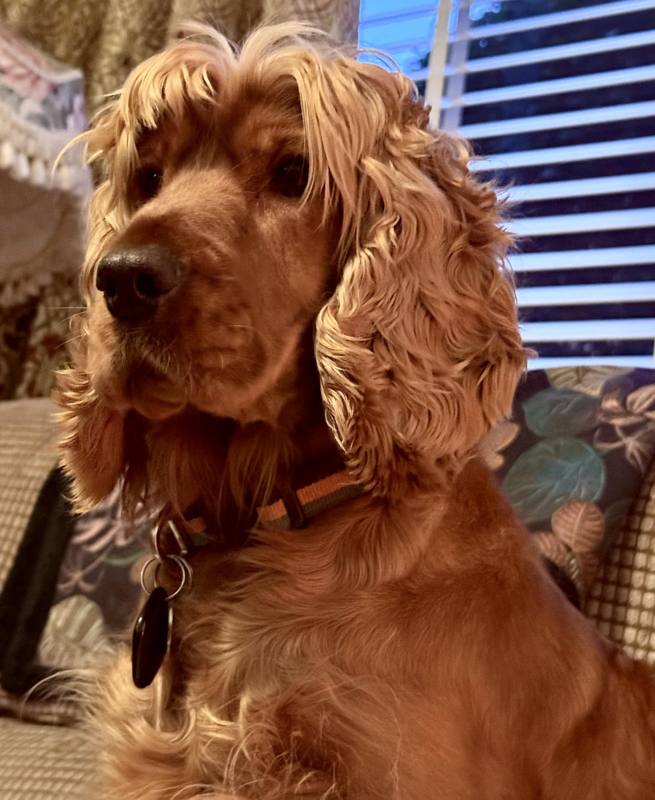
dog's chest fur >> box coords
[150,516,454,796]
[154,500,531,798]
[96,469,634,799]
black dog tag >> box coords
[132,586,172,689]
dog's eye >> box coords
[270,155,309,198]
[136,167,162,200]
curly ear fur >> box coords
[311,63,528,493]
[56,366,126,512]
[54,165,128,511]
[54,36,230,512]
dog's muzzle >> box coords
[96,245,184,322]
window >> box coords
[359,2,437,78]
[360,0,655,368]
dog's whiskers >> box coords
[58,333,86,351]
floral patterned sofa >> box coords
[0,365,654,798]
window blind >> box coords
[419,0,655,369]
[359,1,438,79]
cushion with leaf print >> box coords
[482,366,655,607]
[54,484,149,639]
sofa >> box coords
[1,365,654,798]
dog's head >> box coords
[57,23,526,513]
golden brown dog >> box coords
[56,23,655,800]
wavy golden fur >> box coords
[56,23,655,800]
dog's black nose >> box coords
[96,245,183,322]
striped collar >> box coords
[134,470,362,689]
[258,470,362,529]
[158,469,362,555]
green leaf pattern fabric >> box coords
[484,367,655,602]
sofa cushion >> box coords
[483,366,655,606]
[585,457,655,664]
[0,398,58,592]
[0,717,97,798]
[0,398,82,722]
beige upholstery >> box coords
[586,458,655,664]
[0,398,58,592]
[0,718,97,799]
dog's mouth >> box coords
[87,301,266,422]
[91,338,188,421]
[126,365,187,420]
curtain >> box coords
[0,0,359,113]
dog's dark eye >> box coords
[136,167,162,200]
[270,155,309,198]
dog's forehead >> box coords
[226,94,305,159]
[128,68,307,172]
[133,101,304,176]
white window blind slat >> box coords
[530,355,655,369]
[509,246,655,272]
[383,37,434,54]
[459,102,655,140]
[522,318,655,343]
[450,0,655,41]
[508,173,655,202]
[361,3,436,26]
[472,136,655,171]
[518,282,655,307]
[441,65,655,109]
[509,208,655,237]
[445,30,655,75]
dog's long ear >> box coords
[54,40,228,513]
[55,363,126,513]
[55,121,127,512]
[311,62,527,494]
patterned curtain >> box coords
[0,0,360,399]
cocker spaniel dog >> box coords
[56,23,655,800]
